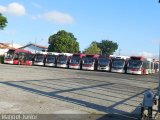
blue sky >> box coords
[0,0,160,58]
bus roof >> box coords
[72,53,86,57]
[130,56,146,61]
[35,51,47,55]
[12,49,31,54]
[111,55,129,60]
[85,54,99,58]
[47,52,59,55]
[59,53,73,56]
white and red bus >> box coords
[111,56,129,73]
[69,53,86,70]
[97,55,111,71]
[4,48,31,65]
[33,52,47,66]
[57,53,72,68]
[44,52,59,67]
[82,54,99,71]
[127,56,149,75]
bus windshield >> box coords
[128,59,142,69]
[83,58,94,64]
[46,55,56,63]
[4,53,14,59]
[70,56,80,64]
[98,58,110,65]
[112,59,125,68]
[57,55,67,64]
[4,50,14,59]
[35,54,44,62]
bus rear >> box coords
[69,53,86,69]
[82,54,99,71]
[97,56,111,71]
[45,52,59,67]
[111,56,128,73]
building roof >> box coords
[20,43,48,49]
[0,43,11,49]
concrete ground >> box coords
[0,64,158,120]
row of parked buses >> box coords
[3,48,159,75]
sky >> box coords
[0,0,160,58]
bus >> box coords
[4,48,31,65]
[44,52,59,67]
[82,54,99,71]
[20,53,35,66]
[97,55,111,71]
[111,56,129,73]
[69,53,86,69]
[33,52,47,66]
[57,53,73,68]
[127,56,149,75]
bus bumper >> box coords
[4,60,13,64]
[127,70,141,75]
[111,69,125,73]
[97,66,110,71]
[69,65,80,69]
[34,62,44,66]
[82,66,94,70]
[45,63,56,67]
[57,64,68,68]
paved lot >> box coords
[0,64,158,120]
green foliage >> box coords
[96,40,118,55]
[0,13,7,30]
[83,43,101,54]
[48,30,79,53]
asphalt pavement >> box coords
[0,64,158,120]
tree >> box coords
[0,13,7,30]
[83,42,101,54]
[96,40,118,55]
[48,30,79,53]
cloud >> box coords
[0,5,6,13]
[34,11,74,24]
[0,2,26,16]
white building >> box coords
[19,43,48,53]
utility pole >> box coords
[119,49,122,55]
[12,40,13,48]
[35,37,37,53]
